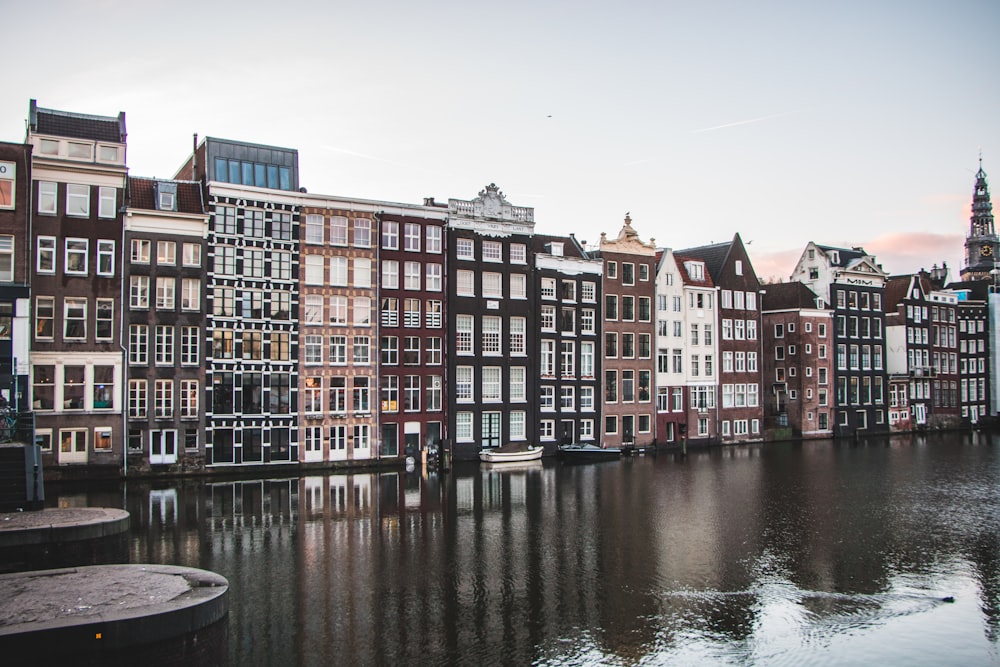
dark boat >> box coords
[557,443,622,462]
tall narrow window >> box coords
[33,295,53,337]
[97,240,114,276]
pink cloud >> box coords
[749,231,967,284]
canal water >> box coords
[48,432,1000,666]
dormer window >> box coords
[98,145,119,162]
[830,251,840,264]
[67,142,91,159]
[548,242,564,257]
[155,182,178,212]
[685,261,704,280]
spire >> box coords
[971,158,994,237]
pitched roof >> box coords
[883,275,914,312]
[674,254,715,288]
[532,233,588,259]
[761,282,820,311]
[675,241,731,281]
[816,244,868,268]
[30,100,125,144]
[128,177,206,215]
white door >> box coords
[59,429,87,463]
[150,430,177,465]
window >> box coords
[510,317,526,355]
[353,258,372,288]
[330,296,347,325]
[129,325,149,365]
[305,335,324,364]
[456,270,475,296]
[155,379,173,418]
[180,380,198,419]
[456,237,474,260]
[561,341,576,377]
[155,277,175,310]
[622,263,635,285]
[0,236,12,282]
[482,316,502,355]
[66,184,89,217]
[540,386,555,410]
[156,241,176,266]
[214,245,236,276]
[353,377,371,414]
[65,238,88,275]
[404,261,421,290]
[64,298,86,340]
[381,336,399,365]
[329,216,348,246]
[329,336,347,364]
[131,239,151,264]
[482,367,501,402]
[483,272,502,298]
[456,367,473,402]
[175,280,199,314]
[509,367,526,402]
[510,273,526,299]
[541,278,557,300]
[93,239,114,276]
[180,326,199,365]
[128,379,147,418]
[456,413,474,441]
[403,336,419,365]
[353,297,371,326]
[427,263,443,291]
[622,296,634,321]
[38,181,57,214]
[605,295,618,320]
[37,236,56,273]
[456,315,474,354]
[181,243,201,268]
[541,340,556,376]
[510,243,526,263]
[426,225,442,253]
[404,223,421,251]
[483,240,502,262]
[354,218,371,247]
[96,299,113,340]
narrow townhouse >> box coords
[300,198,378,464]
[597,216,657,449]
[792,242,890,437]
[533,234,603,452]
[447,184,535,461]
[377,203,450,462]
[679,234,763,443]
[124,178,208,472]
[761,282,834,439]
[27,101,127,473]
[946,279,990,424]
[674,253,718,444]
[175,137,300,467]
[0,140,31,427]
[884,274,932,429]
[653,249,687,444]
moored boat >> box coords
[557,443,622,462]
[479,445,544,463]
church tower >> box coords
[961,158,997,281]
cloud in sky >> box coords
[751,231,966,287]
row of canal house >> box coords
[4,99,1000,476]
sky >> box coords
[4,0,999,283]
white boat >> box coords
[479,445,544,463]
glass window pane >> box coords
[254,164,266,187]
[267,165,278,189]
[242,162,253,185]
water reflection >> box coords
[44,433,1000,665]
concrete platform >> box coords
[0,564,229,665]
[0,508,130,572]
